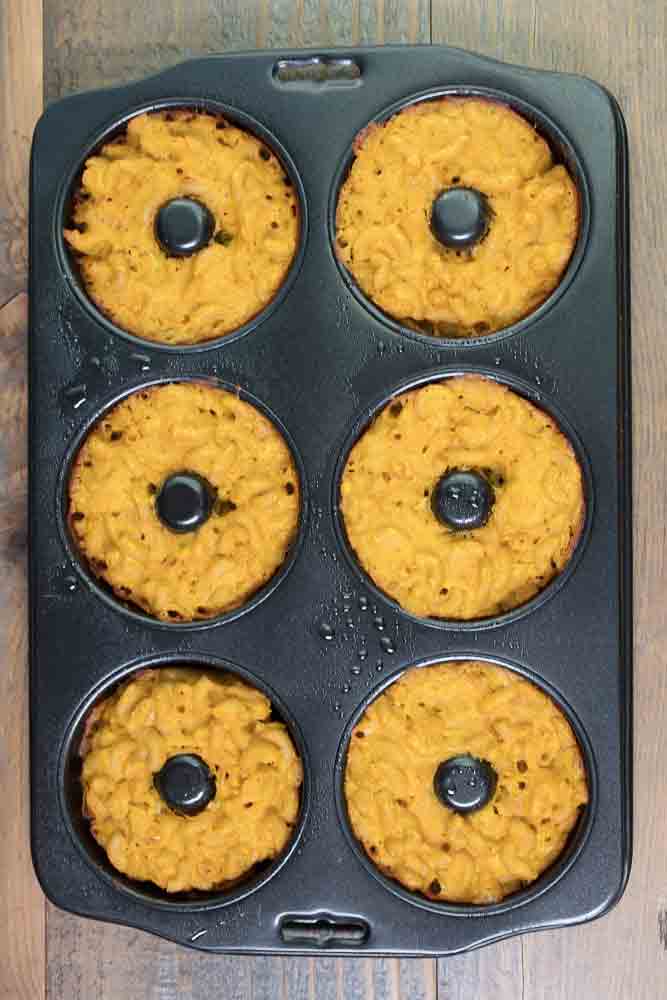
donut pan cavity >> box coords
[29,45,631,956]
[59,653,310,912]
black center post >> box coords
[430,187,491,250]
[153,753,217,817]
[156,472,215,533]
[431,469,495,531]
[155,197,215,256]
[433,754,498,814]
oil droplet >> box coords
[494,357,502,366]
[345,616,355,628]
[343,591,352,600]
[535,375,542,386]
[342,601,351,613]
[358,595,368,611]
[358,646,368,661]
[333,702,341,712]
[377,342,386,356]
[375,659,384,672]
[371,604,378,615]
[64,574,78,592]
[380,635,395,654]
[319,622,335,641]
[342,682,351,694]
[350,664,362,676]
[373,615,385,631]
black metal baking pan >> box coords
[28,44,631,956]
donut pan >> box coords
[28,45,631,956]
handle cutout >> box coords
[280,915,369,947]
[273,57,361,87]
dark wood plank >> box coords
[44,0,430,101]
[42,1,430,997]
[0,0,43,308]
[438,938,523,999]
[0,3,45,999]
[0,293,45,1000]
[432,1,666,997]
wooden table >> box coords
[2,2,664,996]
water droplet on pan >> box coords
[375,659,384,672]
[358,647,368,661]
[60,383,88,410]
[358,595,368,611]
[319,622,335,641]
[379,635,395,654]
[350,664,362,676]
[130,351,151,372]
[373,615,385,631]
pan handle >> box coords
[273,57,362,87]
[279,913,370,947]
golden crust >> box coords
[68,382,300,621]
[80,668,303,893]
[345,660,588,905]
[339,375,585,620]
[64,109,299,344]
[336,97,579,337]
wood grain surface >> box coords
[1,0,665,996]
[0,3,45,999]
